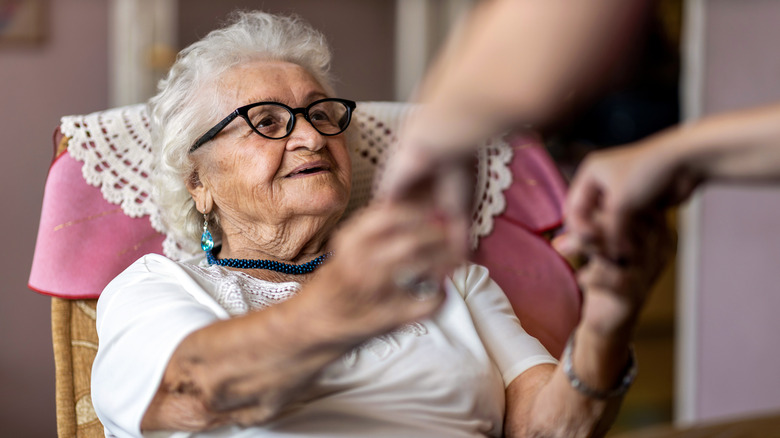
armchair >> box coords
[29,102,578,437]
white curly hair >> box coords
[149,10,336,252]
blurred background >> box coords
[3,0,780,436]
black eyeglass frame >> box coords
[189,98,357,153]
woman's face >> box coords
[191,60,352,242]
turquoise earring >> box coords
[201,212,214,252]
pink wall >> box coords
[0,0,108,435]
[689,0,780,422]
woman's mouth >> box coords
[285,161,331,178]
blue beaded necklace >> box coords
[206,249,332,274]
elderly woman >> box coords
[91,10,667,438]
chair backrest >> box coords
[30,102,579,437]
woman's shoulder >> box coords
[110,253,206,278]
[450,263,492,285]
[128,252,177,269]
[101,253,206,301]
[98,252,228,324]
[448,263,496,298]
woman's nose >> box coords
[285,115,326,151]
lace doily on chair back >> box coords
[61,102,514,260]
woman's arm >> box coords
[140,289,360,430]
[378,0,647,257]
[140,204,457,431]
[504,315,631,437]
[381,0,647,201]
[566,102,780,259]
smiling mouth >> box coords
[286,162,332,178]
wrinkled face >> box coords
[190,60,352,233]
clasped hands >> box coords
[322,136,675,343]
[376,142,675,339]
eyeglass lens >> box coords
[247,100,350,139]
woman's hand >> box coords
[563,209,674,336]
[565,139,696,263]
[378,142,474,268]
[308,202,461,342]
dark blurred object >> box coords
[548,0,682,179]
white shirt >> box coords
[92,254,556,438]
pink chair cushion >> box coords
[28,129,165,299]
[502,135,568,232]
[471,136,580,357]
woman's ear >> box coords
[187,170,214,214]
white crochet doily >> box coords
[61,102,513,260]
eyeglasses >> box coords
[189,98,357,153]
